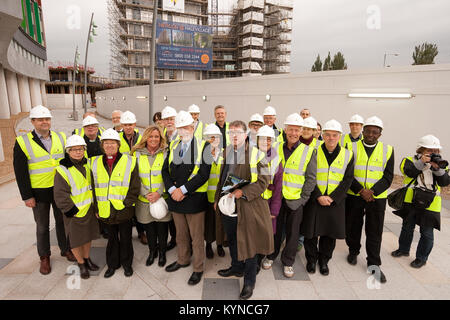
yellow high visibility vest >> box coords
[91,154,137,218]
[400,156,445,213]
[340,133,360,159]
[136,151,165,203]
[16,131,66,188]
[207,153,223,203]
[193,121,204,143]
[163,128,180,144]
[119,129,142,155]
[56,163,93,218]
[279,141,315,200]
[316,145,352,195]
[348,140,393,199]
[75,127,105,137]
[262,149,282,200]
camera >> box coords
[430,153,449,169]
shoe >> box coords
[368,266,387,283]
[39,256,51,275]
[410,258,427,269]
[104,268,115,278]
[146,251,158,266]
[166,240,176,251]
[283,265,294,278]
[188,272,203,285]
[206,243,214,259]
[62,250,77,262]
[306,261,316,274]
[139,233,148,245]
[347,254,357,265]
[165,261,190,272]
[262,258,274,270]
[78,263,90,279]
[391,249,409,258]
[217,245,225,257]
[218,267,244,278]
[84,257,99,271]
[319,261,329,276]
[297,243,303,252]
[124,267,133,277]
[239,285,254,300]
[158,250,167,267]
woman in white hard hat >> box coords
[53,135,100,279]
[247,114,264,148]
[391,135,449,268]
[91,129,140,278]
[131,126,171,267]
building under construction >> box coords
[108,0,293,86]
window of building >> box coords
[169,69,175,80]
[132,9,141,20]
[157,69,164,79]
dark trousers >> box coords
[398,212,434,262]
[105,219,134,270]
[32,201,69,257]
[304,236,336,264]
[267,201,303,267]
[345,195,386,266]
[169,219,176,243]
[222,214,257,287]
[132,216,145,235]
[143,221,169,253]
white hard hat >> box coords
[149,197,168,219]
[303,117,318,129]
[175,110,194,128]
[322,119,343,133]
[203,123,222,136]
[417,135,442,149]
[218,194,236,216]
[65,135,87,149]
[257,125,276,139]
[161,106,177,119]
[120,111,137,124]
[188,104,200,114]
[100,128,121,141]
[364,116,383,129]
[82,115,99,127]
[249,113,264,124]
[284,113,304,127]
[348,114,364,124]
[263,106,277,116]
[30,105,52,119]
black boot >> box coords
[158,249,167,267]
[84,257,99,271]
[146,250,158,266]
[78,263,90,279]
[206,243,214,259]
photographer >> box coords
[392,135,449,268]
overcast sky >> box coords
[42,0,450,77]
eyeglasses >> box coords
[69,148,85,153]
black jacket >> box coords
[162,137,211,214]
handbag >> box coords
[412,187,436,209]
[387,178,416,210]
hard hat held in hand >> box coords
[348,114,364,124]
[161,106,177,119]
[175,110,194,128]
[30,105,52,119]
[203,123,222,136]
[218,194,236,217]
[100,128,121,141]
[249,113,264,124]
[364,116,383,129]
[303,117,317,129]
[284,113,304,127]
[65,135,87,149]
[149,197,168,219]
[82,115,99,127]
[323,119,343,133]
[417,135,442,149]
[263,106,277,116]
[257,125,276,138]
[120,111,137,124]
[188,104,200,114]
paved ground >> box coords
[1,106,449,300]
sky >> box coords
[41,0,450,77]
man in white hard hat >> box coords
[263,106,283,141]
[75,116,103,158]
[300,108,311,119]
[13,105,74,275]
[72,111,105,136]
[162,111,211,286]
[111,110,123,132]
[188,104,204,143]
[345,116,394,284]
[247,113,264,148]
[214,105,230,149]
[161,106,178,144]
[262,113,317,279]
[119,111,143,155]
[341,114,364,156]
[301,120,355,276]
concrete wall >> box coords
[47,94,89,109]
[96,64,450,173]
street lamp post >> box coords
[72,46,80,121]
[149,0,159,125]
[384,53,399,67]
[83,13,98,113]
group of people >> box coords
[13,103,449,300]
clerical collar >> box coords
[363,141,377,148]
[107,156,113,159]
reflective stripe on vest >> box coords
[193,121,204,143]
[340,134,359,160]
[262,150,282,200]
[56,164,93,218]
[316,146,352,195]
[16,131,66,188]
[91,154,136,218]
[119,129,142,155]
[136,152,165,203]
[347,140,393,199]
[207,154,223,203]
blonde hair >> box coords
[131,125,167,155]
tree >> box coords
[331,51,348,70]
[323,52,331,71]
[413,42,438,65]
[311,54,323,72]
